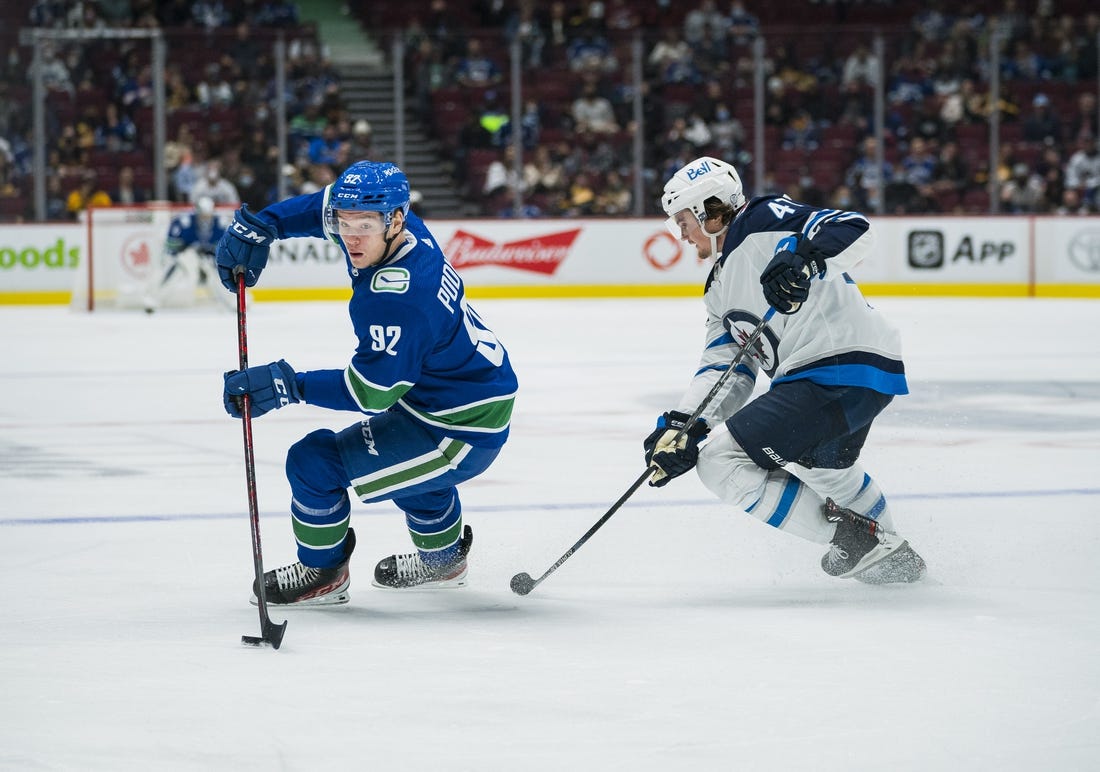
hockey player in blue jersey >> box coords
[644,156,925,584]
[145,196,230,312]
[214,161,518,604]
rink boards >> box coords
[1,210,1099,304]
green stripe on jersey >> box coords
[345,366,412,411]
[401,394,515,433]
[292,518,350,549]
[352,439,469,499]
[410,520,464,551]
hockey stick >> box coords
[235,270,288,649]
[510,308,778,596]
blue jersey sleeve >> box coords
[256,190,328,240]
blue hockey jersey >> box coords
[676,194,907,424]
[255,191,518,449]
[165,212,228,256]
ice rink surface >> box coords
[1,294,1098,771]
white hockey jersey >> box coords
[677,194,908,424]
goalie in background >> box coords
[144,197,232,312]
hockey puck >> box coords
[510,572,536,596]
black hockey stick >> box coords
[235,270,288,649]
[510,308,778,596]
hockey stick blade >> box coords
[241,618,288,649]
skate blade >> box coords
[371,573,468,590]
[249,590,350,607]
[854,543,928,584]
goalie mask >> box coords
[661,157,745,255]
[323,161,411,242]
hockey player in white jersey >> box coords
[645,156,925,583]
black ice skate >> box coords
[252,528,356,606]
[821,499,924,582]
[373,525,473,589]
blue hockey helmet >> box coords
[324,161,411,238]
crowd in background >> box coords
[1,0,1099,222]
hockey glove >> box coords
[216,205,277,292]
[643,411,709,488]
[223,359,301,418]
[760,236,826,314]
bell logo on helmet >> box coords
[686,160,713,180]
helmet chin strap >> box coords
[703,218,729,257]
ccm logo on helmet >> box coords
[685,160,713,180]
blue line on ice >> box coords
[2,487,1098,527]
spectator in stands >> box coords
[781,109,821,151]
[939,78,985,128]
[300,164,335,196]
[709,104,745,158]
[649,28,698,85]
[683,0,729,67]
[196,63,234,109]
[111,166,148,205]
[562,171,597,215]
[566,23,617,75]
[234,163,268,208]
[1000,162,1046,213]
[605,0,640,31]
[477,90,511,147]
[930,140,970,197]
[1064,133,1100,206]
[453,38,503,89]
[505,1,546,69]
[725,0,760,47]
[96,103,138,153]
[190,160,240,205]
[66,172,112,218]
[845,136,894,211]
[308,123,345,166]
[594,170,632,215]
[1021,93,1063,146]
[545,1,573,64]
[1069,13,1099,80]
[483,146,524,199]
[31,43,73,98]
[841,44,880,92]
[901,137,939,188]
[347,120,379,161]
[523,145,566,195]
[909,97,949,146]
[572,82,620,135]
[1054,187,1093,215]
[1067,92,1099,140]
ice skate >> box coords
[373,525,473,589]
[821,499,916,581]
[252,529,356,606]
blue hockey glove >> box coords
[223,360,301,418]
[643,411,709,488]
[760,236,826,314]
[216,205,277,292]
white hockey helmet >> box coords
[195,195,215,216]
[661,156,745,226]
